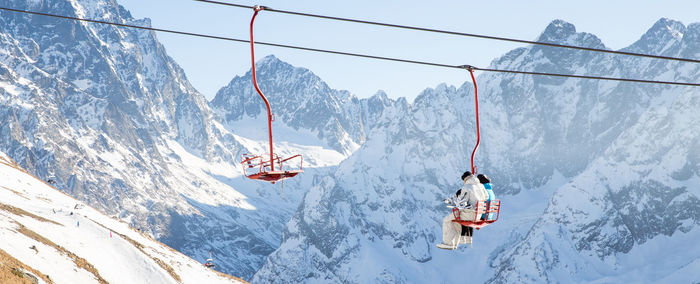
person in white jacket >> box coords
[436,171,489,250]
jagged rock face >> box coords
[624,18,686,55]
[0,0,237,208]
[253,19,700,283]
[4,0,179,214]
[210,55,367,155]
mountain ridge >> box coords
[253,18,700,283]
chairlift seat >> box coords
[247,170,303,183]
[240,153,303,184]
[451,199,501,230]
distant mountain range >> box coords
[1,0,699,282]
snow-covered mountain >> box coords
[3,0,700,282]
[490,20,700,282]
[0,0,349,279]
[212,55,375,156]
[253,19,700,283]
[490,87,700,282]
[0,150,243,283]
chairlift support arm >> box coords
[250,6,276,172]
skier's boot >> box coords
[436,243,457,250]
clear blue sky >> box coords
[117,0,700,101]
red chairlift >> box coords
[240,153,303,183]
[451,66,501,229]
[451,200,501,230]
[240,6,303,184]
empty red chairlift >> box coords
[240,6,303,184]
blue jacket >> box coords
[482,183,496,220]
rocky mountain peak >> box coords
[538,19,577,43]
[649,18,686,40]
[370,90,389,101]
[626,18,686,54]
[210,56,366,155]
[536,19,605,51]
[211,55,329,118]
[256,54,286,68]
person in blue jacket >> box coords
[477,174,496,220]
[437,171,488,250]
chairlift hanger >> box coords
[239,6,303,184]
[451,67,501,229]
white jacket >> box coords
[451,176,489,210]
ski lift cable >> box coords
[1,6,700,87]
[194,0,700,65]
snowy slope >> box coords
[0,151,245,284]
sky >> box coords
[116,0,700,101]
